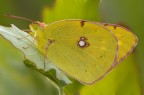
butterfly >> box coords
[28,20,137,84]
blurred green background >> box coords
[0,0,143,95]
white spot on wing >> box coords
[79,40,86,47]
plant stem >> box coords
[46,78,63,95]
[59,86,64,95]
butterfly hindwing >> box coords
[101,23,138,63]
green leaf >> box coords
[0,25,71,88]
[23,60,69,87]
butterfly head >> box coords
[29,21,46,33]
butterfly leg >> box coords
[22,29,31,32]
[17,35,33,49]
[21,36,37,49]
[17,29,34,40]
[22,44,33,49]
[43,39,54,69]
[17,35,30,40]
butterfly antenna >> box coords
[5,13,34,23]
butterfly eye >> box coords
[78,37,89,48]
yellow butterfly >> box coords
[29,20,137,85]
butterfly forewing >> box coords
[36,20,118,84]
